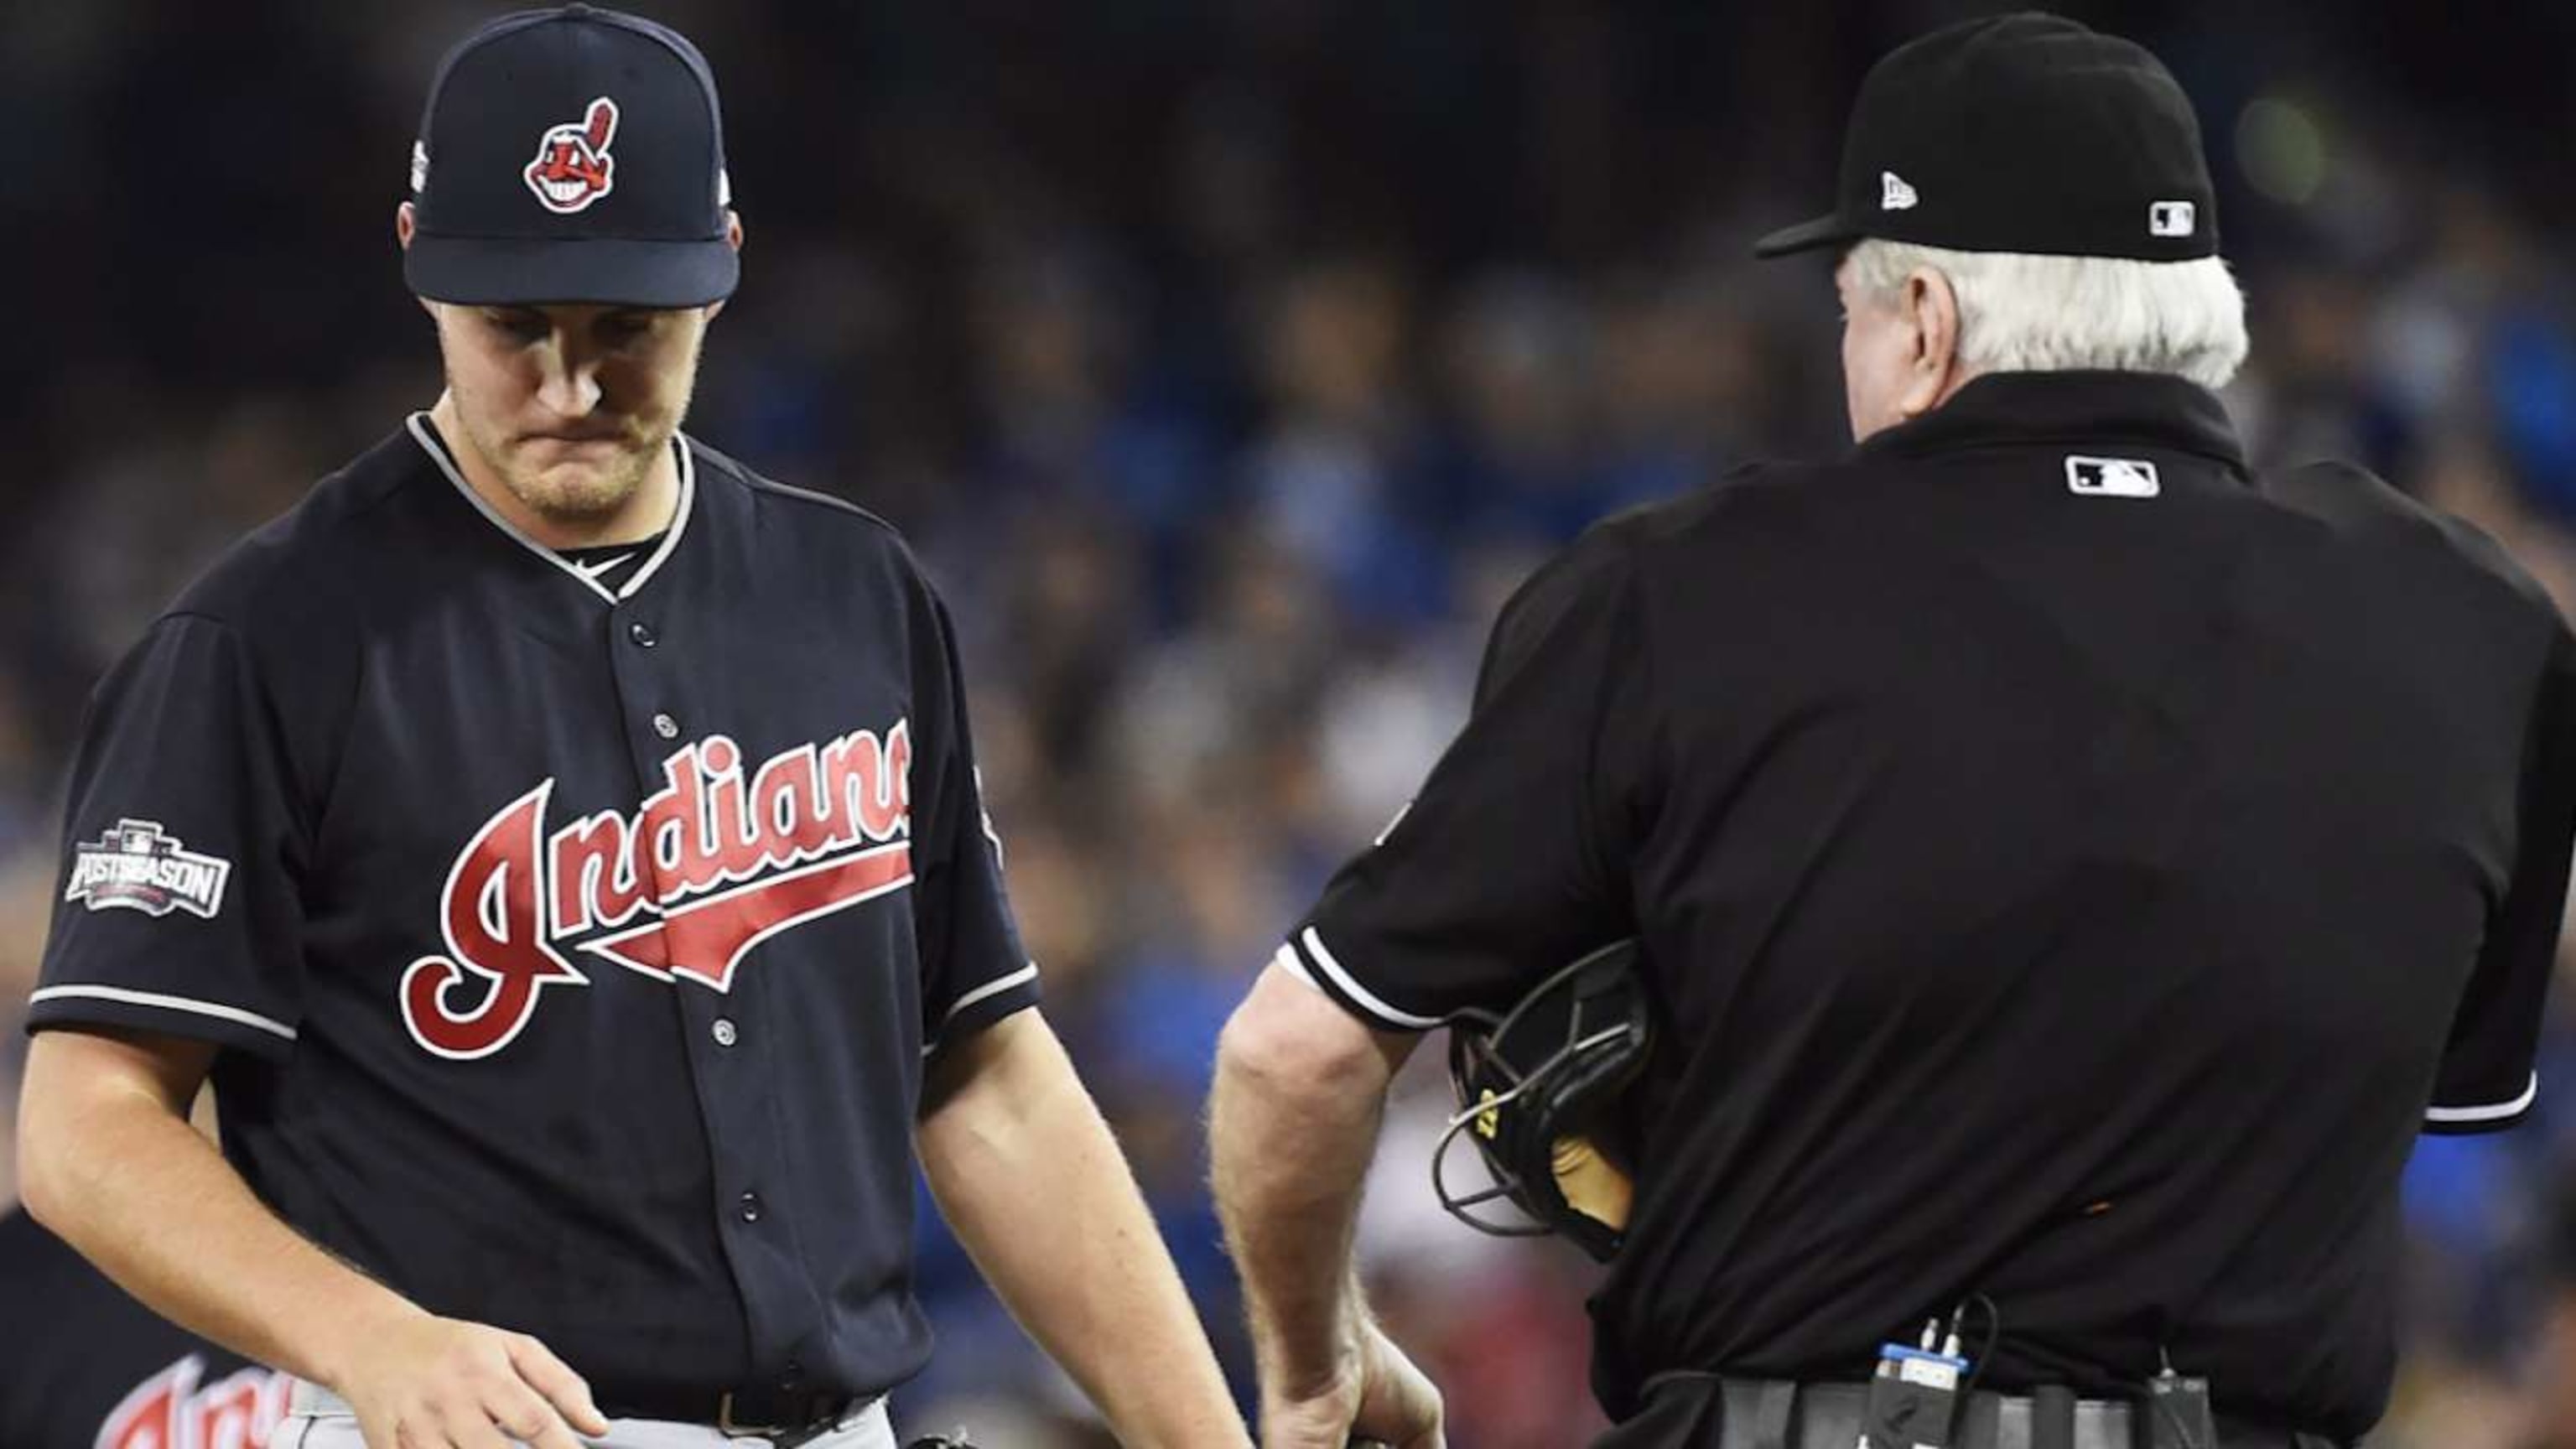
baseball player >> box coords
[1210,14,2573,1449]
[14,8,1249,1449]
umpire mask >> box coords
[1436,937,1654,1262]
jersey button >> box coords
[628,621,657,648]
[711,1017,739,1047]
[652,712,681,740]
[779,1360,804,1392]
[738,1192,762,1223]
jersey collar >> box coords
[1854,371,2250,479]
[406,413,697,604]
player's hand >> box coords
[330,1311,610,1449]
[1259,1322,1444,1449]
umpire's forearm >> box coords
[917,1011,1250,1449]
[1209,965,1408,1402]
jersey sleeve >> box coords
[1278,527,1649,1031]
[2426,626,2576,1134]
[911,587,1040,1058]
[26,615,309,1063]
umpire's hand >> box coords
[1260,1322,1444,1449]
[335,1312,610,1449]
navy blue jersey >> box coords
[27,417,1041,1408]
[1280,374,2574,1438]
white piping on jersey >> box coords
[2424,1072,2538,1124]
[918,961,1042,1057]
[1271,943,1319,992]
[29,984,298,1041]
[1284,935,2551,1109]
[569,551,638,581]
[404,413,697,605]
[1296,927,1441,1030]
[943,961,1040,1025]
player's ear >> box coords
[1895,266,1963,419]
[397,206,441,319]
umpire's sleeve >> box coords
[910,584,1041,1061]
[2427,627,2576,1133]
[26,615,309,1062]
[1280,526,1651,1031]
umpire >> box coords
[1208,13,2574,1449]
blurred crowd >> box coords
[4,2,2576,1446]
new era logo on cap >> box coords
[2065,454,2161,498]
[1881,170,1919,210]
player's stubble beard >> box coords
[490,418,668,525]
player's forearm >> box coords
[918,1013,1250,1449]
[1208,970,1404,1400]
[18,1043,428,1389]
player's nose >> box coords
[533,350,605,418]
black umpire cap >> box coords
[402,3,739,308]
[1756,12,2219,262]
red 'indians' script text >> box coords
[401,724,915,1060]
[100,1356,290,1449]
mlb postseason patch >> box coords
[65,819,232,919]
[2064,454,2162,499]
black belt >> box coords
[596,1384,874,1446]
[1636,1377,2350,1449]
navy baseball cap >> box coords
[403,3,739,308]
[1755,13,2219,262]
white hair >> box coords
[1844,239,2250,390]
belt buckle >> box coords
[716,1390,785,1441]
[719,1391,846,1448]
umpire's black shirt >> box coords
[1280,373,2575,1439]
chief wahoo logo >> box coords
[524,96,619,213]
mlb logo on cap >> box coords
[2149,200,2197,237]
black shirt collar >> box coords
[1854,371,2249,478]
